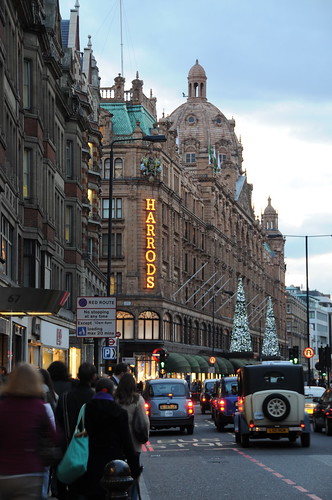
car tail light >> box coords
[237,397,244,412]
[249,420,255,428]
[218,399,226,411]
[145,402,150,416]
[202,396,206,402]
[300,421,305,428]
[187,400,194,415]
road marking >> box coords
[234,449,323,500]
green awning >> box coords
[221,358,236,374]
[229,358,258,370]
[215,357,229,375]
[165,353,191,373]
[192,355,210,373]
[182,354,201,373]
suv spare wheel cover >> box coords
[262,393,291,421]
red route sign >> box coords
[303,347,315,359]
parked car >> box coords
[143,378,194,434]
[213,376,238,432]
[312,387,332,435]
[304,386,325,420]
[234,363,310,447]
[200,379,218,414]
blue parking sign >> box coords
[77,326,87,336]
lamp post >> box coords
[101,134,166,372]
[285,234,332,383]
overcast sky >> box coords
[60,0,332,295]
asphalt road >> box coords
[139,404,332,500]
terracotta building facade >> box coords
[99,61,286,380]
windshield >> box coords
[148,383,186,397]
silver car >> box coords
[143,378,194,434]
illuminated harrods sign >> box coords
[145,198,157,288]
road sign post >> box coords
[76,296,116,338]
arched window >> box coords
[138,311,159,340]
[104,158,110,179]
[163,313,172,341]
[174,315,182,343]
[192,320,199,345]
[114,158,123,178]
[116,311,134,339]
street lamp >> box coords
[106,134,166,296]
[285,234,332,382]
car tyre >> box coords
[262,393,291,421]
[235,431,241,444]
[288,433,297,443]
[201,407,206,415]
[216,417,225,432]
[313,417,321,433]
[324,419,332,436]
[300,433,310,447]
[187,425,194,435]
[240,431,249,448]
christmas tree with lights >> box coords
[261,296,280,358]
[229,278,252,353]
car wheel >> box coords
[180,426,186,434]
[216,417,225,432]
[288,433,297,443]
[325,419,332,436]
[201,407,206,415]
[235,431,241,444]
[240,431,249,448]
[313,417,321,433]
[187,425,194,435]
[262,393,290,421]
[301,433,310,447]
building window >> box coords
[104,158,110,179]
[101,234,108,257]
[66,140,73,178]
[112,198,122,219]
[23,149,31,198]
[65,206,73,244]
[114,158,123,178]
[138,311,159,340]
[111,233,122,258]
[116,311,134,340]
[185,153,196,163]
[23,59,31,109]
[88,238,93,260]
[65,272,73,310]
[1,216,14,280]
[111,272,122,294]
[23,240,40,287]
[218,153,227,164]
[102,199,109,219]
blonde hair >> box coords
[3,363,43,398]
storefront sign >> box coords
[145,198,157,288]
[40,321,69,349]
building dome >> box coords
[264,197,277,215]
[188,59,206,79]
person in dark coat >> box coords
[83,378,141,499]
[110,362,130,388]
[55,362,97,500]
[47,361,74,398]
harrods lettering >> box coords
[145,198,156,288]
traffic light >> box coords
[159,349,166,370]
[289,346,299,364]
[292,346,299,364]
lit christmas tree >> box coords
[229,278,252,353]
[261,296,280,358]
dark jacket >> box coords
[83,396,140,497]
[0,396,57,475]
[55,382,95,444]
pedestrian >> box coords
[0,363,58,500]
[116,372,149,500]
[0,366,7,385]
[110,362,130,388]
[82,377,142,500]
[47,361,74,398]
[40,369,58,500]
[55,362,97,500]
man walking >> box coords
[110,362,130,388]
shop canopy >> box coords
[165,353,191,373]
[181,354,201,373]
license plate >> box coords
[267,428,288,434]
[164,410,173,417]
[159,404,178,410]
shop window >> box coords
[138,311,159,340]
[117,311,134,339]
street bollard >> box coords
[100,459,134,499]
